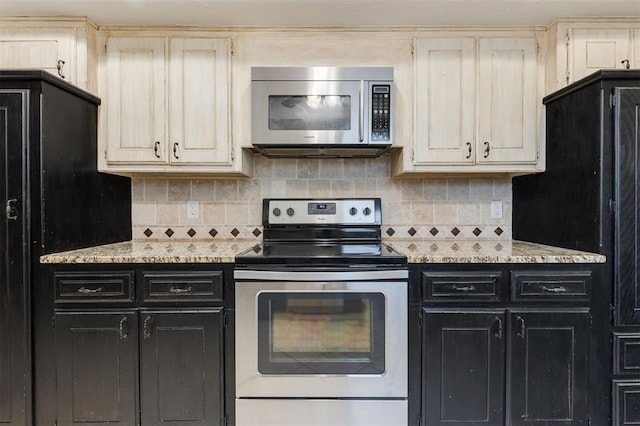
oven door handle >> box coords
[234,269,408,281]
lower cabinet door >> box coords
[422,309,506,426]
[140,309,224,426]
[508,309,590,426]
[55,311,139,426]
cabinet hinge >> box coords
[223,310,228,329]
[610,304,616,324]
[564,31,571,84]
[231,147,235,162]
[411,148,415,162]
[589,313,593,328]
[230,40,235,56]
[52,315,55,329]
[410,39,415,56]
[609,199,616,215]
[418,309,423,329]
[610,92,617,109]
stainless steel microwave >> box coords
[251,67,393,158]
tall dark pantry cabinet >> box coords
[0,71,131,425]
[513,70,640,425]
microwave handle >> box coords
[359,80,364,142]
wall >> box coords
[132,155,512,241]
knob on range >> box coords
[363,207,372,216]
[349,207,358,216]
[272,208,281,217]
[286,207,295,217]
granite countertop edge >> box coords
[40,239,606,264]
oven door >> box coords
[251,80,363,145]
[235,271,407,398]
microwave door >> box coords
[252,81,363,145]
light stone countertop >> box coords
[387,239,605,263]
[40,239,606,264]
[39,240,258,264]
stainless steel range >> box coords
[234,198,408,426]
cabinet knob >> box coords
[465,142,472,159]
[173,142,181,160]
[154,141,161,158]
[483,141,491,158]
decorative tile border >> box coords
[133,224,511,241]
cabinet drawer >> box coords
[142,271,223,303]
[511,271,591,302]
[54,271,135,304]
[614,333,640,375]
[422,272,503,302]
[613,380,640,426]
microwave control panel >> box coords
[371,85,391,141]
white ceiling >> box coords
[0,0,638,27]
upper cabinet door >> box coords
[168,38,230,165]
[571,29,631,81]
[0,27,74,83]
[477,38,538,164]
[414,38,475,165]
[105,37,167,164]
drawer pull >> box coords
[169,286,193,294]
[453,285,476,292]
[541,285,568,293]
[77,286,103,294]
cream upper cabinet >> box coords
[0,19,98,91]
[105,37,166,164]
[547,20,639,92]
[477,37,538,164]
[413,38,475,165]
[570,29,631,81]
[407,35,540,174]
[100,35,238,175]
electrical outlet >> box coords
[187,200,199,219]
[490,201,503,219]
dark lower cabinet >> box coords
[140,310,224,426]
[417,265,596,426]
[422,310,505,426]
[422,309,590,426]
[55,312,139,426]
[507,310,590,426]
[51,266,231,426]
[613,380,640,425]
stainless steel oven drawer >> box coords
[236,399,407,426]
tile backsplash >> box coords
[132,156,512,241]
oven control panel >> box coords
[265,198,381,225]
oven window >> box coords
[268,95,351,131]
[257,292,385,375]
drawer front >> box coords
[142,271,223,303]
[511,271,591,302]
[422,272,503,302]
[613,380,640,426]
[614,333,640,375]
[54,271,135,304]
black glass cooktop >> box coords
[235,242,406,266]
